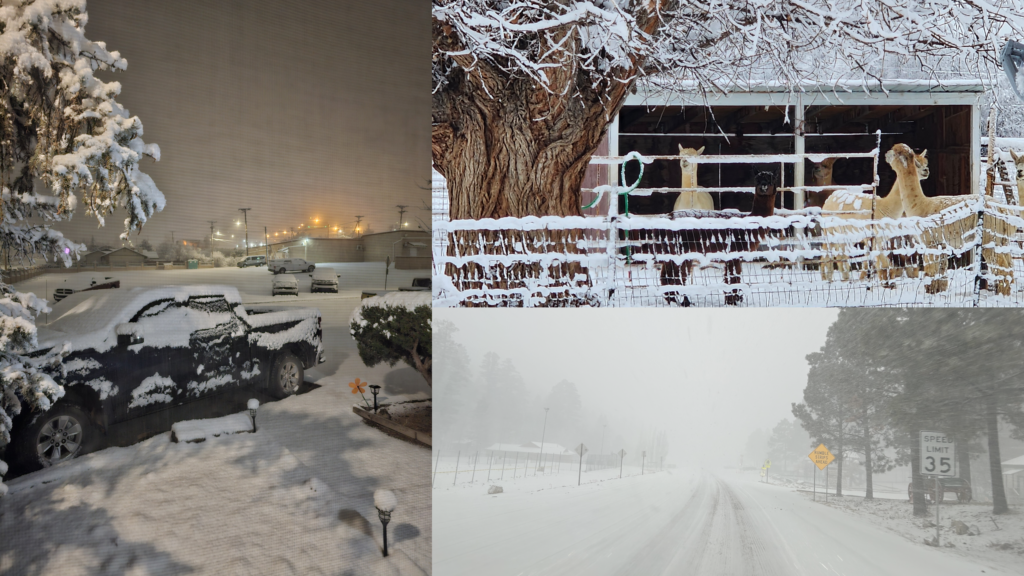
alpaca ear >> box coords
[823,158,836,167]
[1012,149,1020,162]
[921,149,927,158]
[679,144,684,154]
[696,146,705,155]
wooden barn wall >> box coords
[611,102,974,213]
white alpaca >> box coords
[889,143,1015,294]
[672,145,715,211]
[822,150,928,220]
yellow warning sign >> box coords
[808,444,835,470]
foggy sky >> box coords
[436,308,839,468]
[54,0,429,247]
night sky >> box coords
[59,0,429,249]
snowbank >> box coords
[171,412,253,443]
[349,292,430,327]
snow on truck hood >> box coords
[38,286,244,353]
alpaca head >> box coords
[1012,149,1024,178]
[810,157,837,185]
[679,145,705,180]
[915,149,929,180]
[754,171,777,197]
[885,144,916,172]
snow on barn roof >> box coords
[1001,454,1024,469]
[38,285,243,353]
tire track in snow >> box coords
[620,471,792,575]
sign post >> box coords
[920,431,956,546]
[762,459,772,483]
[575,443,588,486]
[808,444,835,502]
[642,451,647,475]
[618,449,627,479]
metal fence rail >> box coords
[434,147,1024,307]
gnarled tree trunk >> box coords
[432,4,671,305]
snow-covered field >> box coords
[0,264,431,575]
[433,466,1024,575]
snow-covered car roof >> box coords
[311,268,338,281]
[38,285,243,353]
[272,274,298,285]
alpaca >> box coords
[1011,149,1024,203]
[672,145,715,211]
[654,171,780,305]
[804,158,837,208]
[889,143,1015,295]
[819,150,929,281]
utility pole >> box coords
[238,208,252,255]
[600,424,607,457]
[395,205,408,230]
[538,407,550,474]
[264,227,269,258]
[355,215,364,237]
[206,221,217,250]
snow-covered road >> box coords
[434,467,1018,575]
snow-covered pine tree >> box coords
[0,0,164,494]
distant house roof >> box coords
[485,442,574,455]
[1002,454,1024,469]
[104,247,146,258]
[142,250,159,260]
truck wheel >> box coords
[278,268,287,275]
[307,265,315,273]
[15,404,100,469]
[269,352,303,398]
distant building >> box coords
[102,247,147,266]
[266,230,430,269]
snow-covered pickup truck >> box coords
[8,285,324,471]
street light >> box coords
[247,398,259,432]
[374,489,397,558]
[369,384,381,413]
[537,407,549,474]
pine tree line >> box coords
[792,309,1024,516]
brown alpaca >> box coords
[654,171,780,305]
[804,158,837,208]
[889,143,1016,294]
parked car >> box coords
[237,255,267,268]
[268,257,314,274]
[310,268,340,293]
[400,277,431,291]
[908,477,972,503]
[9,285,324,471]
[272,274,299,296]
[53,276,120,302]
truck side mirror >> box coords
[115,323,144,346]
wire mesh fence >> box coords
[433,150,1024,307]
[431,450,662,488]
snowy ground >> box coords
[433,466,1023,575]
[0,263,431,575]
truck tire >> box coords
[14,404,101,470]
[307,265,315,273]
[269,351,303,398]
[278,267,286,275]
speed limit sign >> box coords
[920,431,955,477]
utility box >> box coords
[187,259,199,269]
